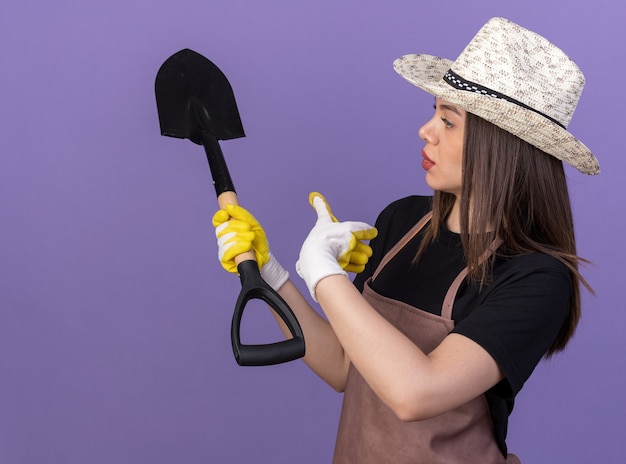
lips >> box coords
[422,150,435,170]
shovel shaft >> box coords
[202,130,236,197]
[202,132,257,266]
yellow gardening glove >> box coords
[212,204,290,291]
[308,192,377,274]
[212,204,271,273]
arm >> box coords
[315,275,503,420]
[271,279,350,391]
[296,196,503,420]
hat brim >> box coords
[393,54,600,175]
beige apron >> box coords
[333,213,520,464]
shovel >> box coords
[154,48,305,366]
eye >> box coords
[441,117,454,128]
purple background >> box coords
[1,1,624,462]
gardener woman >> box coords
[213,17,598,463]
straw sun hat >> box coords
[393,17,599,175]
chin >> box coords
[425,175,462,196]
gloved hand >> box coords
[296,193,378,301]
[212,204,290,291]
[308,192,374,274]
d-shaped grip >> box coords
[231,260,305,366]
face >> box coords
[418,98,466,197]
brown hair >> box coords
[416,111,593,356]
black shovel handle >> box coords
[232,261,305,366]
[201,132,305,366]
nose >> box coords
[418,125,428,142]
[419,122,433,144]
[418,116,437,144]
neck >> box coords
[446,198,461,233]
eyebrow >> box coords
[433,97,463,116]
[438,103,463,116]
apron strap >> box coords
[441,237,503,320]
[371,212,432,282]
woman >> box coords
[213,17,598,463]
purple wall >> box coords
[1,1,624,462]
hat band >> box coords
[443,70,566,129]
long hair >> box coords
[416,111,592,356]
